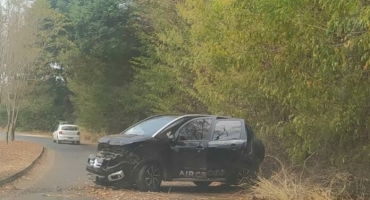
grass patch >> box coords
[245,156,370,200]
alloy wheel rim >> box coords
[236,168,251,184]
[145,166,161,187]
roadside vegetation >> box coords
[1,0,370,199]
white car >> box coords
[53,124,80,144]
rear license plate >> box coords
[68,137,73,139]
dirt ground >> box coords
[0,141,43,180]
[74,182,253,200]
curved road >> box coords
[0,134,242,200]
[0,133,98,200]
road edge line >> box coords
[0,145,45,186]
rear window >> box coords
[61,126,78,131]
[212,120,242,141]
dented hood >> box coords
[98,134,151,146]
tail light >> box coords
[59,131,63,134]
[77,132,80,135]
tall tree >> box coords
[17,0,75,132]
[0,0,71,141]
[50,0,142,133]
[0,0,41,142]
[130,0,208,116]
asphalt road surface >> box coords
[0,133,243,200]
[0,133,98,200]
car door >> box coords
[207,119,246,179]
[170,117,213,179]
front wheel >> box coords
[136,163,163,192]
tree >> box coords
[0,0,39,142]
[49,0,142,133]
[0,0,70,142]
[17,0,75,132]
[130,0,208,116]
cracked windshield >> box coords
[0,0,369,200]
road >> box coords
[0,133,244,200]
[0,133,98,200]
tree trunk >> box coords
[9,89,18,141]
[10,107,19,141]
[5,103,11,144]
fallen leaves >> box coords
[0,141,43,180]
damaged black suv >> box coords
[86,114,265,191]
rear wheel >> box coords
[57,137,61,144]
[136,163,162,192]
[75,141,80,145]
[236,167,258,185]
[226,164,259,186]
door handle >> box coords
[195,146,205,150]
[195,146,204,153]
[230,143,238,150]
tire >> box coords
[136,163,163,192]
[76,141,80,145]
[226,164,259,186]
[57,137,61,144]
[253,138,265,164]
[193,181,212,188]
[235,164,259,185]
[53,139,56,143]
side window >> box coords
[212,120,242,141]
[178,118,212,141]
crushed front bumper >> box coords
[86,151,126,182]
[86,150,139,183]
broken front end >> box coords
[86,145,141,186]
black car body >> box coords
[86,114,265,191]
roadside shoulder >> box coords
[0,141,44,186]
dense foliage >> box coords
[1,0,369,170]
[130,0,370,167]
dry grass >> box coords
[249,171,334,200]
[234,156,333,200]
[243,156,370,200]
[79,128,108,144]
